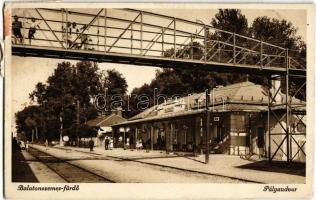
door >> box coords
[257,127,264,156]
[257,127,264,148]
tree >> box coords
[97,69,129,116]
[211,9,249,36]
[209,9,250,83]
[24,61,130,142]
[27,61,113,141]
[251,17,306,99]
[252,17,301,49]
[15,105,41,142]
[63,124,97,142]
[103,69,128,96]
[163,41,204,60]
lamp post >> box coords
[74,67,80,147]
[60,88,65,146]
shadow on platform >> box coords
[114,153,206,164]
[236,160,305,177]
[12,150,39,182]
[175,154,206,164]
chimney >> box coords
[113,107,122,117]
[271,76,282,103]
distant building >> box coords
[86,109,126,147]
[112,81,306,162]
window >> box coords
[231,114,245,132]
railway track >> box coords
[30,145,261,183]
[28,147,115,183]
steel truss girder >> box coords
[177,27,204,59]
[35,9,65,48]
[12,8,306,74]
[107,11,141,52]
[143,19,174,56]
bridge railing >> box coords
[11,8,305,70]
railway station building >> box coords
[112,81,306,162]
[86,109,126,147]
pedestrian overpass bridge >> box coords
[11,8,306,76]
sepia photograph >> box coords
[3,3,314,199]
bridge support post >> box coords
[268,77,271,162]
[260,40,263,69]
[268,50,306,163]
[161,27,164,56]
[140,11,143,55]
[66,9,68,49]
[173,18,176,59]
[285,49,290,162]
[104,8,107,52]
[204,25,207,63]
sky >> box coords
[11,8,307,130]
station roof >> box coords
[86,114,126,127]
[113,81,305,127]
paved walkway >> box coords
[37,145,305,184]
[12,150,66,182]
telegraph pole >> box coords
[75,65,80,147]
[60,90,65,146]
[59,114,63,146]
[205,89,210,164]
[76,99,80,147]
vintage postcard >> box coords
[3,2,314,199]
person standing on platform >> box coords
[130,135,134,150]
[157,135,162,150]
[125,137,130,149]
[136,138,143,150]
[26,141,29,152]
[45,139,48,150]
[109,137,113,150]
[104,137,109,150]
[89,138,94,152]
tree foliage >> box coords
[15,105,41,141]
[211,9,249,36]
[63,124,98,140]
[251,16,306,98]
[16,61,128,142]
[252,17,300,48]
